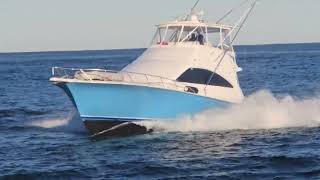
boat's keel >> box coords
[84,120,151,140]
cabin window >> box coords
[165,27,182,42]
[177,68,233,88]
[152,27,182,44]
[151,26,208,45]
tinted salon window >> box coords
[177,68,233,88]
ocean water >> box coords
[1,43,320,179]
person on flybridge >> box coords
[189,33,197,41]
[198,34,204,45]
[189,33,205,45]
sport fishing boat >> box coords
[50,0,257,138]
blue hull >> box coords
[60,82,229,122]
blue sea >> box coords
[1,43,320,179]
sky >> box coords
[0,0,319,52]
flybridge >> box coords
[151,0,258,50]
[152,22,234,49]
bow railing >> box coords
[51,67,190,92]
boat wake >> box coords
[136,90,320,132]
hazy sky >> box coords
[1,0,319,52]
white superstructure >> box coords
[124,13,244,103]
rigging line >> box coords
[216,0,251,24]
[215,0,258,52]
[205,0,258,89]
[215,10,250,51]
[205,49,228,87]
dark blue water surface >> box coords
[1,43,320,179]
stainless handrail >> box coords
[51,67,186,91]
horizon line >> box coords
[1,42,320,54]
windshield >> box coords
[151,25,232,49]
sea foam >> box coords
[29,110,86,132]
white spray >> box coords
[137,90,320,132]
[29,110,86,132]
